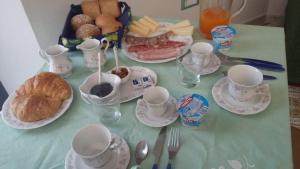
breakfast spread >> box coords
[176,94,209,127]
[9,72,71,122]
[90,82,114,98]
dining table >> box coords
[0,19,293,169]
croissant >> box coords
[11,95,62,122]
[10,72,71,122]
[16,72,71,100]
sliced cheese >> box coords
[164,19,192,31]
[138,18,158,32]
[171,26,194,36]
[129,24,150,37]
[143,16,160,27]
[132,20,150,33]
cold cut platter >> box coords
[122,20,194,63]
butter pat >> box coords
[129,24,150,36]
[132,21,150,33]
[171,26,194,36]
[138,18,158,32]
[144,16,160,27]
[165,20,191,30]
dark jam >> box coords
[112,68,128,79]
[90,82,113,98]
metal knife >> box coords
[152,126,167,169]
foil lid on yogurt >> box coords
[177,94,209,127]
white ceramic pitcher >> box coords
[76,38,110,71]
[39,44,72,77]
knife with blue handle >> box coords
[152,127,167,169]
[244,62,285,72]
[229,57,283,67]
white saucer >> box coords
[65,133,130,169]
[183,53,221,75]
[136,96,179,127]
[212,77,271,115]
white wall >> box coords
[0,0,43,94]
[21,0,81,49]
[21,0,270,48]
[124,0,269,23]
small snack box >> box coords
[211,25,236,52]
[176,94,209,128]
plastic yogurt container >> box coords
[211,25,236,52]
[176,94,209,128]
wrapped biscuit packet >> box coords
[177,94,209,128]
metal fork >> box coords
[166,128,180,169]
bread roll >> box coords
[76,24,101,39]
[95,15,122,34]
[98,0,120,18]
[11,72,71,122]
[81,0,101,20]
[71,14,93,31]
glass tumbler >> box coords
[91,85,122,124]
[176,52,202,88]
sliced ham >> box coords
[136,48,178,60]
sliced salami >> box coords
[128,40,186,53]
[136,48,179,60]
[125,31,174,46]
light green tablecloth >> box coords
[0,24,292,169]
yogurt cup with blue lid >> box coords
[176,94,209,128]
[211,25,236,52]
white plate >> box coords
[212,77,271,115]
[123,22,193,64]
[1,86,73,129]
[136,96,179,127]
[65,133,130,169]
[182,53,221,75]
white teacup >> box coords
[191,42,214,68]
[143,86,169,117]
[227,65,268,102]
[71,124,121,168]
[76,38,109,71]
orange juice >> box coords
[199,7,230,39]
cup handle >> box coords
[101,38,110,54]
[39,49,49,63]
[109,136,123,151]
[231,0,247,19]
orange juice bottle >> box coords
[199,7,230,39]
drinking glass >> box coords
[92,85,121,124]
[199,0,247,39]
[176,53,201,88]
